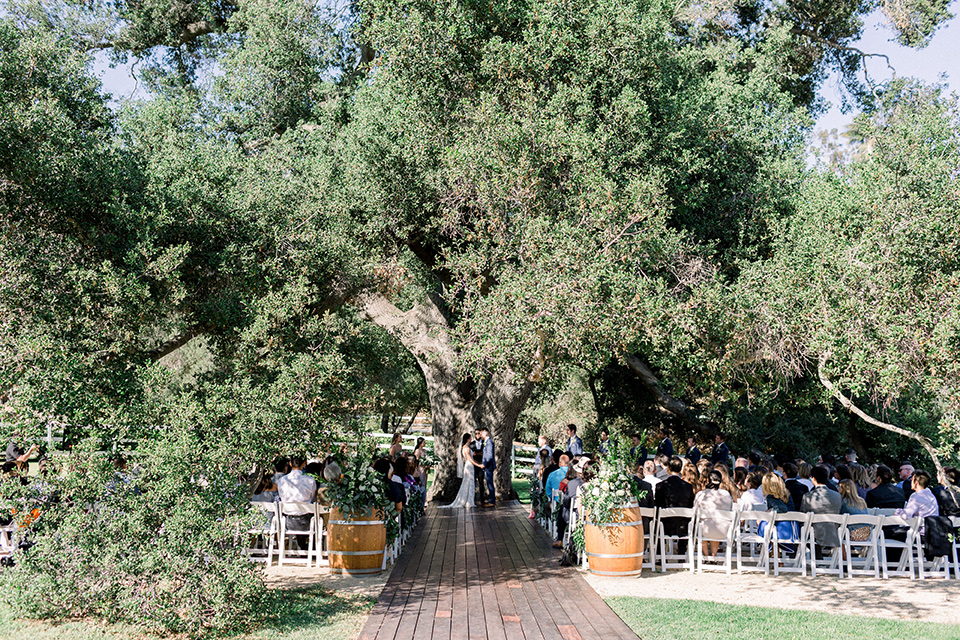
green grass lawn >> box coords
[0,586,374,640]
[513,476,531,504]
[607,596,960,640]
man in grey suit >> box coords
[801,465,843,551]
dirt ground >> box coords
[583,569,960,625]
[262,563,394,598]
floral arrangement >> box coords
[327,439,401,543]
[572,435,646,551]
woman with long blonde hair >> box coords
[761,472,794,511]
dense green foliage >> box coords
[0,0,958,632]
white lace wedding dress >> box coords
[438,444,476,509]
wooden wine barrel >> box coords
[328,507,387,575]
[584,501,644,577]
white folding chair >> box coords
[315,505,330,567]
[279,502,318,567]
[656,507,695,572]
[549,489,562,539]
[917,517,951,580]
[735,510,773,575]
[638,506,657,571]
[878,515,919,579]
[807,514,846,577]
[841,514,881,578]
[245,501,279,565]
[772,511,810,576]
[383,512,403,568]
[695,509,736,574]
[951,516,960,580]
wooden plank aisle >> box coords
[357,501,639,640]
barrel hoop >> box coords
[329,520,385,526]
[589,568,644,576]
[328,549,385,557]
[585,520,643,528]
[331,567,382,575]
[585,551,645,559]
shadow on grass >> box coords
[248,585,375,639]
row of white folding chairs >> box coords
[244,499,419,570]
[568,505,958,580]
[243,501,329,567]
[655,507,958,579]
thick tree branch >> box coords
[146,326,204,362]
[789,27,894,71]
[624,353,701,431]
[178,20,217,45]
[818,351,944,481]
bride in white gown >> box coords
[439,433,484,509]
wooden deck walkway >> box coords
[358,501,639,640]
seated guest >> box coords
[631,465,655,509]
[277,454,317,550]
[849,464,872,500]
[732,467,748,496]
[783,462,809,510]
[373,457,406,513]
[542,450,562,490]
[323,460,342,482]
[735,456,750,470]
[655,457,695,552]
[896,470,938,536]
[271,456,290,485]
[555,465,583,548]
[642,460,661,494]
[838,479,871,542]
[839,479,868,517]
[716,464,740,501]
[934,467,960,518]
[761,472,794,512]
[759,472,800,551]
[797,462,814,490]
[865,465,906,509]
[835,464,852,484]
[545,454,570,504]
[252,474,279,503]
[680,460,700,491]
[693,470,733,557]
[898,462,915,493]
[736,473,766,510]
[801,465,843,553]
[654,454,670,480]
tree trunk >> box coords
[360,292,540,502]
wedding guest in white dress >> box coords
[439,433,485,509]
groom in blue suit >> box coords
[480,428,496,507]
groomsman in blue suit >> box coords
[480,428,497,507]
[566,424,584,456]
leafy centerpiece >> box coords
[573,435,647,576]
[327,442,401,545]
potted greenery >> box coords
[326,442,400,575]
[573,436,647,576]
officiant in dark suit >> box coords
[471,428,485,503]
